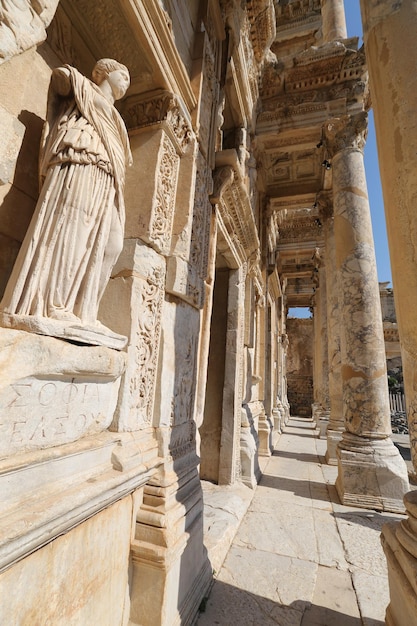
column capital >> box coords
[324,111,368,157]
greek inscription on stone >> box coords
[0,377,117,457]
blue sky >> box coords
[345,2,392,285]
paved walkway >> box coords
[197,417,408,626]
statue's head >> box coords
[92,58,130,101]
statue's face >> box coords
[107,69,130,100]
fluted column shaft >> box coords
[321,0,347,43]
[325,112,409,512]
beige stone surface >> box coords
[0,496,133,626]
[0,328,125,457]
[197,418,404,626]
[0,105,25,186]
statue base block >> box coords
[0,312,127,350]
[335,432,409,513]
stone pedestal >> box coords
[129,456,212,626]
[325,112,409,512]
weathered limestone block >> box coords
[99,240,165,432]
[0,328,125,458]
[0,105,25,185]
[0,496,132,625]
[0,0,59,64]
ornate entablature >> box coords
[260,43,366,101]
[275,0,321,24]
[279,219,323,243]
[384,324,400,343]
[211,150,260,268]
[122,90,193,154]
[247,0,276,62]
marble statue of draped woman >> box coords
[0,59,132,348]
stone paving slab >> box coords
[197,417,409,625]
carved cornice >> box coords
[247,0,276,62]
[278,219,323,243]
[324,111,368,156]
[122,90,193,152]
[275,0,321,26]
[211,150,260,267]
[260,45,366,101]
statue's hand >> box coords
[51,67,72,97]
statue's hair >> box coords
[92,58,129,85]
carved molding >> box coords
[247,0,276,62]
[149,133,180,253]
[123,91,193,152]
[131,265,165,425]
[260,45,366,104]
[324,111,368,156]
[211,150,260,267]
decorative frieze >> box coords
[150,134,180,252]
[123,91,193,153]
[247,0,276,62]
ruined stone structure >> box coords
[0,1,415,624]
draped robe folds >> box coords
[0,66,132,329]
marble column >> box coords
[359,0,417,477]
[359,2,417,622]
[318,258,331,437]
[319,195,344,464]
[321,0,347,43]
[325,112,409,513]
[311,292,322,424]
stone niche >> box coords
[286,317,314,417]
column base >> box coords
[258,412,273,457]
[325,427,343,465]
[272,407,282,435]
[381,491,417,626]
[318,409,330,439]
[129,462,212,626]
[335,432,409,513]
